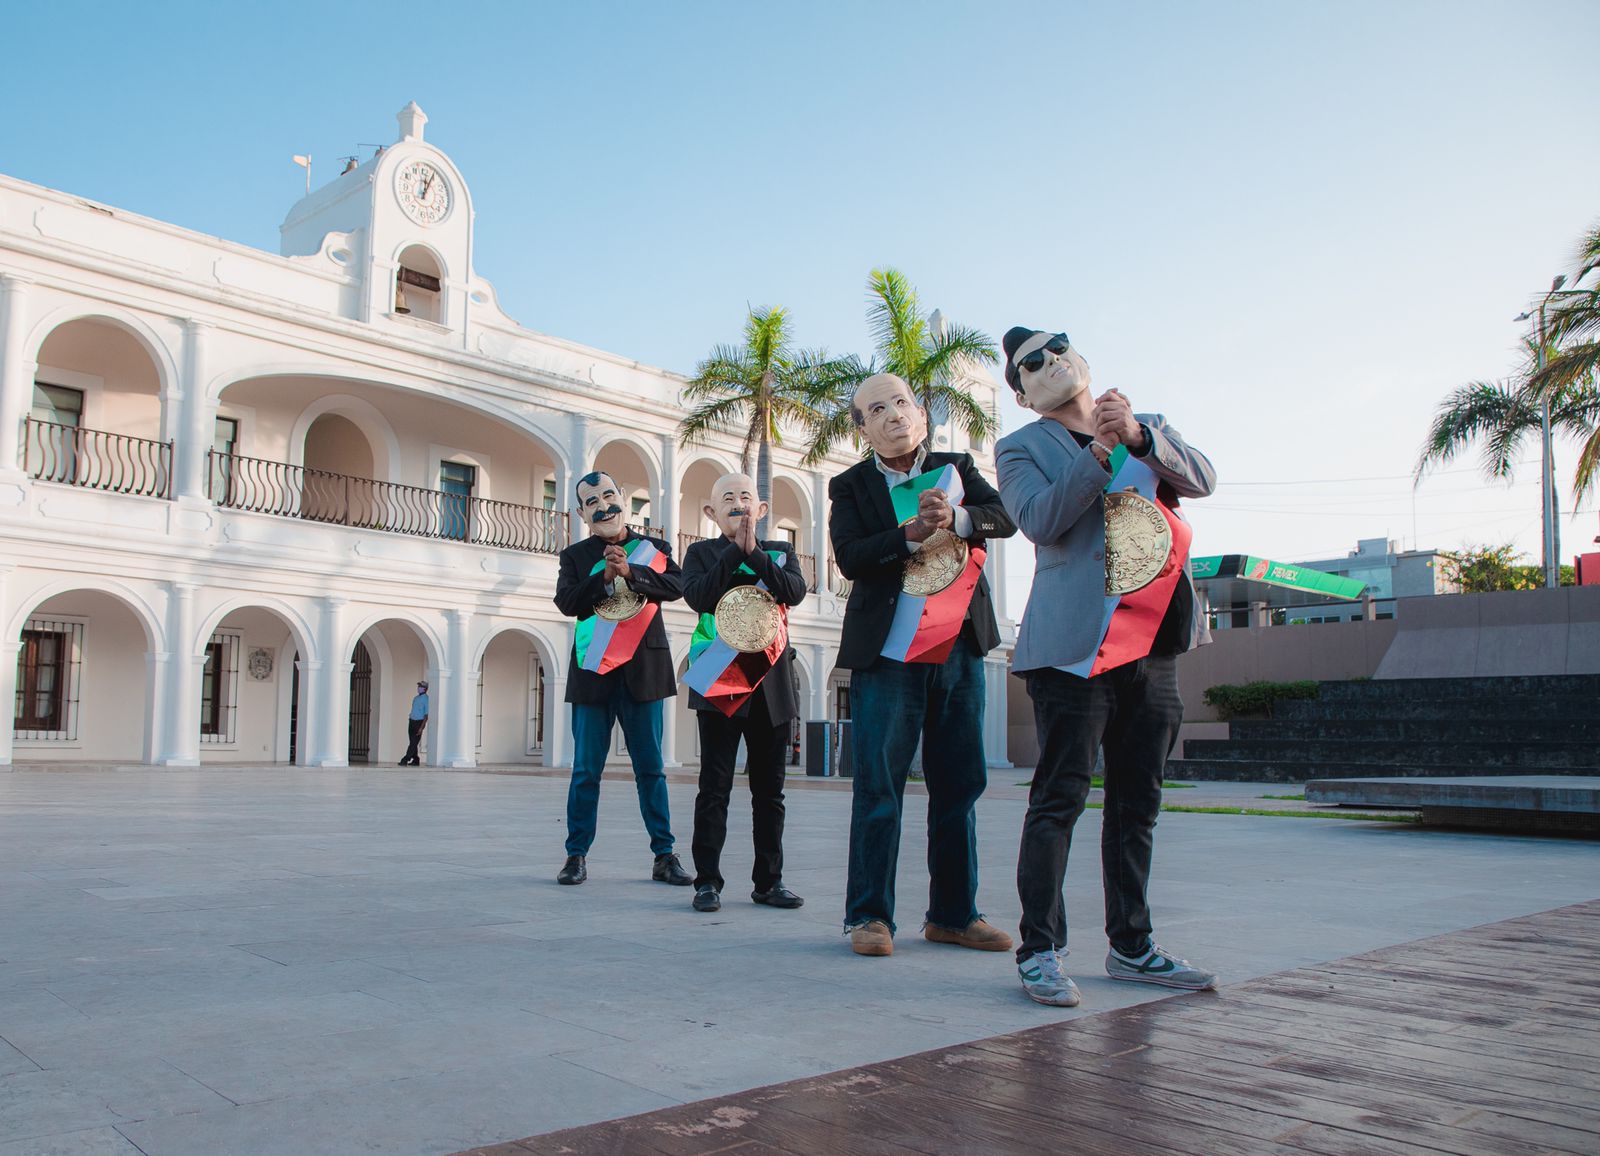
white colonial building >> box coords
[0,103,1013,770]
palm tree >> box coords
[1529,222,1600,498]
[1415,367,1597,490]
[802,268,1000,464]
[678,306,859,535]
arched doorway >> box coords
[474,628,556,765]
[348,641,373,762]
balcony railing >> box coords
[22,418,172,499]
[207,451,570,555]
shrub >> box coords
[1202,679,1320,720]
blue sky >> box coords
[7,0,1599,599]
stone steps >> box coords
[1169,674,1599,782]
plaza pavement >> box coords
[0,764,1594,1156]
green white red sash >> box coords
[574,538,668,674]
[1059,451,1193,678]
[879,463,987,666]
[683,550,789,717]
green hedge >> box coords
[1202,680,1320,720]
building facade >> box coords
[1,104,1014,770]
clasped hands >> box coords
[1090,389,1147,458]
[904,488,955,543]
[602,543,633,584]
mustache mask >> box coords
[590,504,623,524]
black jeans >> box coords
[1016,656,1183,963]
[402,718,426,765]
[691,692,788,892]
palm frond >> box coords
[925,382,1001,442]
[678,394,751,446]
[865,267,925,376]
[1413,380,1530,481]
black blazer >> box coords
[554,532,683,704]
[829,451,1016,670]
[681,536,806,721]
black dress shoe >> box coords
[652,853,692,885]
[692,884,721,912]
[556,855,587,885]
[751,884,804,909]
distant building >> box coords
[1198,537,1455,629]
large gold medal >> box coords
[902,527,970,596]
[595,575,646,622]
[1103,491,1173,595]
[714,585,783,653]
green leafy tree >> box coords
[678,306,860,535]
[1529,221,1600,499]
[803,268,999,463]
[1437,543,1573,592]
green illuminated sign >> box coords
[1190,554,1367,600]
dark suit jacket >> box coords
[681,537,806,721]
[828,451,1016,670]
[555,531,683,704]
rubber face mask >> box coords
[1014,332,1092,412]
[704,473,766,539]
[853,373,928,459]
[576,473,626,540]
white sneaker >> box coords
[1018,948,1082,1007]
[1106,943,1219,990]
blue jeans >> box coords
[566,682,674,857]
[844,644,988,934]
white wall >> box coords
[16,591,148,762]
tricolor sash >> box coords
[1058,451,1194,679]
[879,463,988,666]
[573,538,669,674]
[683,550,789,717]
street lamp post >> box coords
[1516,273,1567,589]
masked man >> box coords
[680,473,807,913]
[996,327,1218,1007]
[553,470,690,887]
[829,373,1017,957]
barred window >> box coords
[15,619,85,741]
[199,632,241,744]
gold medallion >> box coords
[1103,491,1173,595]
[903,527,970,596]
[595,575,646,622]
[714,585,783,653]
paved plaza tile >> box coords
[1,766,1595,1154]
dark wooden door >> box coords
[347,642,372,762]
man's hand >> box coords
[732,510,759,555]
[1092,389,1145,451]
[906,487,954,542]
[603,543,631,581]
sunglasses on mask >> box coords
[1016,333,1071,374]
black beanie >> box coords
[1002,326,1043,393]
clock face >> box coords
[395,160,452,226]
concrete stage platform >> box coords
[1307,775,1600,834]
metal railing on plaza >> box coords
[206,451,570,555]
[22,418,173,499]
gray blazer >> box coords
[995,414,1217,674]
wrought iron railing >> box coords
[677,531,708,557]
[827,558,852,597]
[206,451,570,555]
[22,418,172,499]
[795,551,818,592]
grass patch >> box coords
[1015,777,1196,789]
[1086,802,1419,823]
[1260,793,1306,801]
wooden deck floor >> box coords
[457,901,1600,1156]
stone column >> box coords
[0,275,35,479]
[0,564,14,765]
[568,414,590,544]
[809,471,829,593]
[176,320,216,502]
[443,608,476,767]
[547,667,571,768]
[310,596,350,767]
[809,643,829,720]
[161,582,202,766]
[661,685,680,769]
[658,432,678,546]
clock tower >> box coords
[278,102,475,336]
